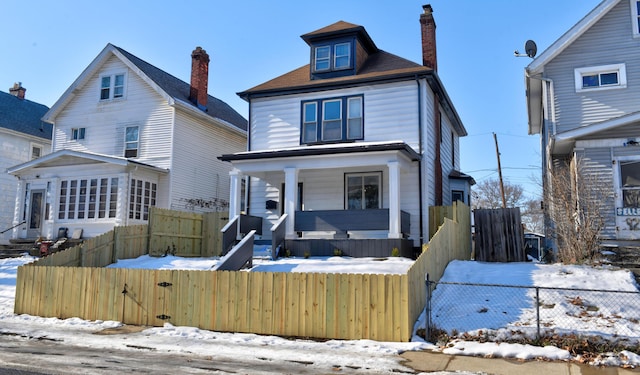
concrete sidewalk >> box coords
[400,351,640,374]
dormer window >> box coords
[315,46,331,71]
[312,42,353,73]
[334,43,351,69]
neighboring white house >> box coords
[220,5,473,257]
[525,0,640,248]
[0,83,51,244]
[8,44,247,240]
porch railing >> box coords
[221,214,263,255]
[294,209,410,236]
[270,214,287,259]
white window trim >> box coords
[30,142,44,160]
[334,42,352,70]
[631,0,640,37]
[99,72,127,101]
[314,46,331,72]
[71,127,86,140]
[125,125,139,158]
[574,64,627,92]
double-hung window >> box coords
[345,172,381,210]
[322,99,342,141]
[347,97,363,139]
[125,126,139,158]
[334,43,351,69]
[574,64,626,92]
[302,102,318,143]
[313,42,352,72]
[72,127,86,140]
[314,46,331,71]
[100,73,125,100]
[301,95,363,144]
[632,0,640,37]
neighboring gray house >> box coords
[220,5,473,257]
[0,84,51,244]
[525,0,640,247]
[8,44,247,241]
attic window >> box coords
[312,42,352,72]
[574,64,626,92]
[100,73,125,100]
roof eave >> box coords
[526,0,620,75]
[173,99,247,137]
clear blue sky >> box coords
[1,0,603,199]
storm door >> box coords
[27,189,45,238]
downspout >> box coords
[540,76,556,137]
[416,75,425,244]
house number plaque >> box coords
[616,207,640,216]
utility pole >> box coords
[493,132,507,208]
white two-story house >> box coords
[0,83,51,244]
[526,0,640,247]
[220,5,472,258]
[8,44,247,240]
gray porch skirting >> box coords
[284,238,416,258]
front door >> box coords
[27,189,45,238]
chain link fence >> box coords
[426,280,640,341]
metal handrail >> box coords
[0,221,25,235]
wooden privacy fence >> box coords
[32,225,148,268]
[149,207,227,257]
[15,204,471,342]
[474,207,525,262]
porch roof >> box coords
[7,149,169,175]
[219,141,420,162]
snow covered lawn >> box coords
[1,253,639,368]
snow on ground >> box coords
[0,253,639,369]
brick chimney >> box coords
[9,82,26,100]
[190,46,210,110]
[420,4,437,71]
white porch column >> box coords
[11,179,25,240]
[228,169,242,218]
[284,167,298,238]
[387,160,402,239]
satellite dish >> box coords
[525,40,537,58]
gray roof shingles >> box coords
[0,90,51,139]
[114,45,247,132]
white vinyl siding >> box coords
[0,131,51,243]
[53,55,174,169]
[574,63,626,92]
[545,1,640,133]
[249,81,420,152]
[171,111,246,213]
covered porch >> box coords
[219,141,422,257]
